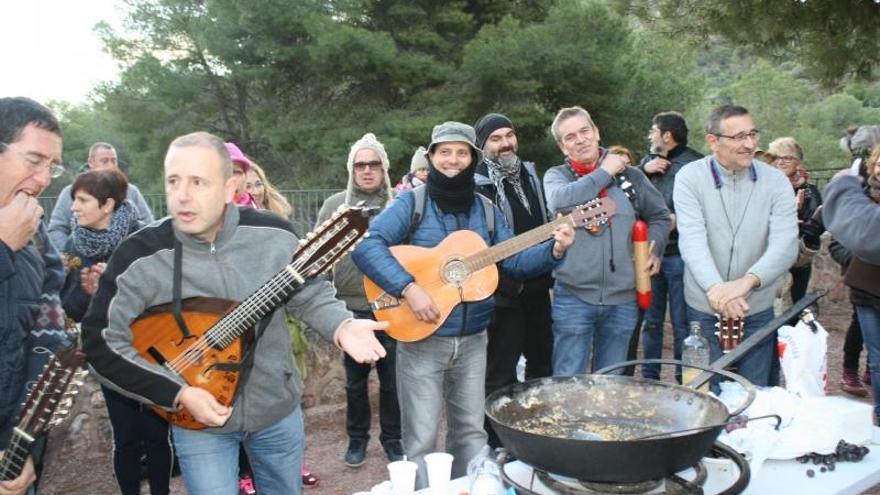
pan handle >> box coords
[595,358,756,417]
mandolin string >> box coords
[167,225,357,372]
[167,250,314,371]
[167,267,302,371]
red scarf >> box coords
[570,160,608,198]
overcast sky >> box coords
[1,0,126,104]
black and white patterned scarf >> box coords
[70,200,138,259]
[485,157,530,215]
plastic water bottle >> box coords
[682,321,710,392]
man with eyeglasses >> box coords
[674,104,798,389]
[637,111,704,383]
[0,97,66,495]
[47,142,154,250]
[316,133,403,468]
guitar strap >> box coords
[172,237,194,339]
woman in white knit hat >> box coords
[394,146,429,192]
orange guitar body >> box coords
[131,297,243,430]
[363,230,499,342]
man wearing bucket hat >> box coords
[317,133,403,467]
[353,121,574,487]
[472,113,555,448]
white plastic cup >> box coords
[424,452,454,495]
[387,460,418,495]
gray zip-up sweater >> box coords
[82,205,351,434]
[674,156,798,314]
[544,157,670,306]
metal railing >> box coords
[36,167,843,228]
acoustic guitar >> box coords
[0,346,86,482]
[130,205,372,430]
[716,316,745,353]
[364,198,616,342]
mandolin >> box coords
[364,198,616,342]
[0,346,86,482]
[130,205,372,430]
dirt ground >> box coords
[37,297,879,494]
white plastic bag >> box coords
[777,319,827,397]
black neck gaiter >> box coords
[426,159,476,214]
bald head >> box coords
[167,131,233,179]
[88,142,118,170]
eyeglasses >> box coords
[353,160,383,171]
[1,142,65,178]
[774,155,800,163]
[713,130,760,143]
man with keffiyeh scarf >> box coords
[472,113,554,448]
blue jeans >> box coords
[551,283,639,376]
[686,305,775,391]
[172,407,304,495]
[856,305,880,420]
[396,332,487,489]
[641,254,688,381]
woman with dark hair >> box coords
[60,169,173,495]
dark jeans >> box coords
[346,310,400,445]
[789,265,812,306]
[641,254,688,381]
[102,386,172,495]
[843,305,865,371]
[484,282,553,447]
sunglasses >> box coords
[353,160,383,171]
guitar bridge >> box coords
[371,292,401,311]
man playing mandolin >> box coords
[352,121,574,488]
[82,131,388,495]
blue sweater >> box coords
[0,224,66,449]
[352,190,560,337]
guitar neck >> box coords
[464,215,571,271]
[0,430,34,481]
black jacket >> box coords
[638,144,704,256]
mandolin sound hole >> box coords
[442,259,470,285]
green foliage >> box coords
[54,0,877,195]
[620,0,880,88]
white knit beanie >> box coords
[344,133,393,206]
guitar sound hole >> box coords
[443,259,470,285]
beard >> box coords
[488,145,520,167]
[649,142,663,155]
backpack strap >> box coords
[408,185,427,243]
[476,193,496,239]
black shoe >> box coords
[383,440,404,462]
[345,438,368,468]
